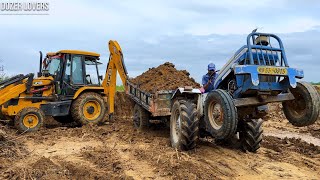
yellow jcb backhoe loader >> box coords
[0,40,127,132]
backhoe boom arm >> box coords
[102,40,128,115]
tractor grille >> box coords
[259,75,277,82]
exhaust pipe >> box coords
[38,51,43,77]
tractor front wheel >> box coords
[204,89,238,140]
[283,81,320,127]
[71,92,107,125]
[14,107,44,133]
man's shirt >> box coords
[202,73,218,93]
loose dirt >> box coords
[315,85,320,94]
[130,62,200,92]
[1,91,319,179]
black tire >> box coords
[71,92,107,125]
[0,107,13,125]
[133,104,150,130]
[53,115,74,124]
[204,89,238,140]
[0,106,5,120]
[240,119,263,152]
[282,81,320,127]
[170,99,199,151]
[14,107,44,133]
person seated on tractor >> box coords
[202,63,218,93]
[255,36,269,46]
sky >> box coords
[0,0,319,84]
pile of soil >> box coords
[315,85,320,95]
[0,127,28,178]
[114,92,135,118]
[262,136,320,156]
[130,62,200,92]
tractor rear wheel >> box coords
[170,99,199,151]
[283,81,320,127]
[204,89,238,140]
[14,107,44,133]
[133,104,150,130]
[71,92,107,125]
[240,119,263,152]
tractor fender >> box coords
[171,88,201,100]
[171,87,202,114]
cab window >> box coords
[84,57,100,85]
[72,55,84,84]
[44,55,61,75]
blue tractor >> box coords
[169,32,319,152]
[200,32,320,152]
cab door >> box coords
[62,54,85,97]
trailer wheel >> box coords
[71,92,107,125]
[204,89,238,140]
[133,104,150,130]
[240,119,263,152]
[283,81,320,127]
[14,107,44,133]
[170,99,199,151]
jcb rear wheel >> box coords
[71,92,107,125]
[14,107,44,133]
[283,81,320,127]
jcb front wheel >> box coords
[71,92,107,125]
[283,81,320,127]
[14,107,44,133]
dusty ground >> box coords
[130,62,200,92]
[0,92,319,180]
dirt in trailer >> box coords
[130,62,200,93]
[0,92,319,179]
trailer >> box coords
[126,80,201,150]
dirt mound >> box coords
[130,62,200,92]
[0,127,29,179]
[315,85,320,95]
[262,136,320,156]
[114,92,135,118]
[0,127,27,160]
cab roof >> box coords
[46,52,56,56]
[56,50,100,57]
